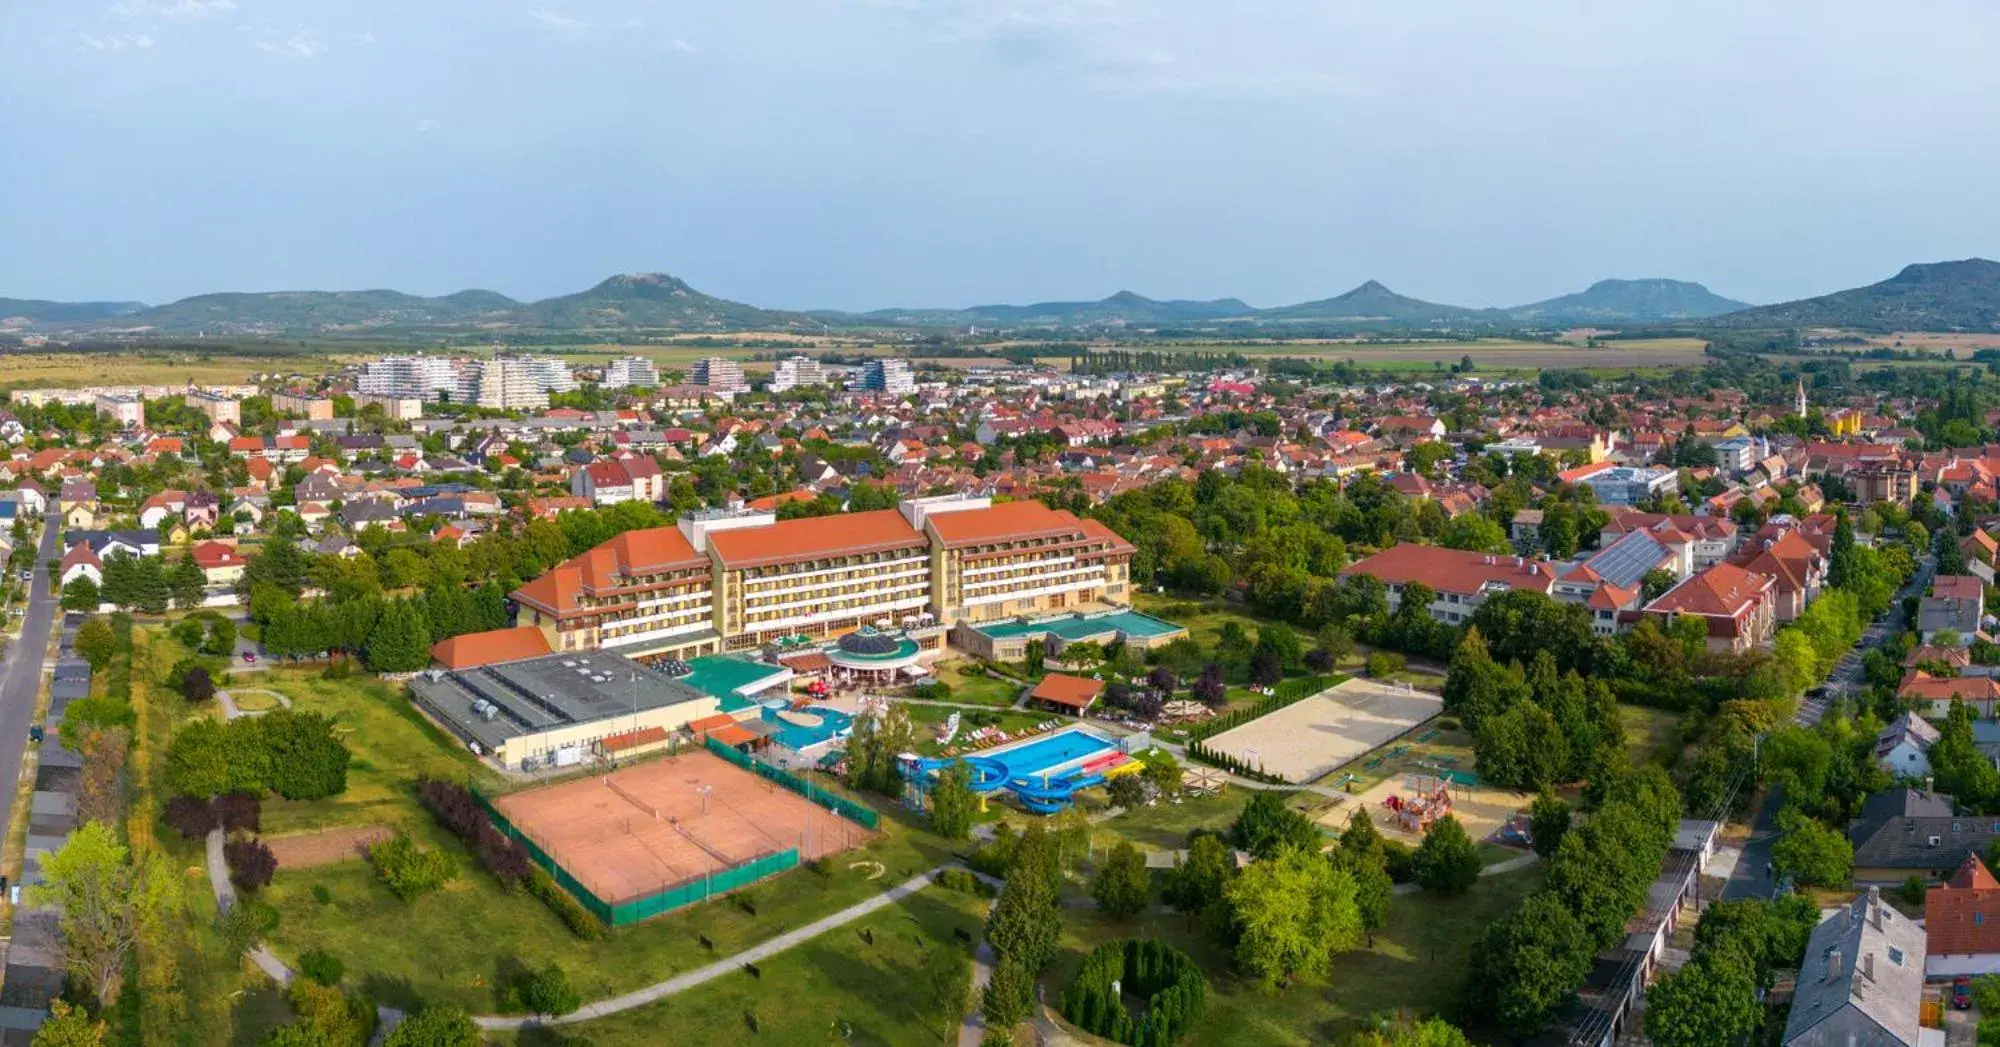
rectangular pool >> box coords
[989,728,1115,780]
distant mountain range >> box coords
[1706,258,2000,332]
[7,259,1999,337]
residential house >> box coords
[190,541,247,588]
[1339,544,1558,626]
[1780,888,1924,1047]
[1642,562,1778,654]
[1874,713,1940,781]
[1849,787,2000,883]
[1920,575,1986,645]
[1925,854,2000,978]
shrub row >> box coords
[1183,739,1288,784]
[527,867,605,940]
[1058,939,1206,1046]
[1182,674,1338,743]
[162,792,261,839]
[414,777,531,888]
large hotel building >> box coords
[510,495,1136,661]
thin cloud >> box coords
[108,0,236,19]
[78,32,155,50]
[414,119,441,133]
[256,31,326,58]
[527,8,583,35]
[668,38,697,53]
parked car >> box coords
[1953,975,1972,1009]
[242,651,257,664]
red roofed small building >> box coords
[429,626,554,670]
[1926,854,2000,978]
[1028,673,1102,713]
[1899,670,2000,718]
[191,540,247,587]
[1642,562,1777,654]
[1339,543,1558,626]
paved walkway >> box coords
[1390,849,1539,894]
[204,829,292,987]
[473,864,958,1029]
[215,688,290,721]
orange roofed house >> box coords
[1338,543,1558,626]
[1926,854,2000,978]
[504,494,1138,661]
[1642,562,1778,654]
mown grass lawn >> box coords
[258,808,963,1014]
[925,661,1024,707]
[240,667,501,836]
[1044,866,1544,1044]
[496,885,990,1047]
[1134,594,1309,654]
[1091,787,1284,853]
[1620,704,1684,767]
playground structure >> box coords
[1382,767,1457,833]
[903,726,1143,814]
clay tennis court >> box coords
[491,750,869,905]
[1203,678,1443,784]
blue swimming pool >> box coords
[989,728,1115,781]
[761,704,854,751]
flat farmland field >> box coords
[0,351,344,390]
[1136,337,1709,371]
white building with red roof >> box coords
[1339,543,1558,626]
[1642,561,1777,654]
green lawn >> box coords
[1044,866,1544,1044]
[1134,594,1308,652]
[1092,788,1288,853]
[900,703,1054,758]
[923,661,1024,707]
[1620,705,1683,767]
[497,885,989,1046]
[258,808,963,1013]
[238,667,500,836]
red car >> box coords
[242,651,257,664]
[1953,975,1972,1009]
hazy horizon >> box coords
[6,1,1999,311]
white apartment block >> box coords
[769,355,826,392]
[457,358,550,410]
[602,356,660,389]
[860,358,915,395]
[357,356,460,401]
[690,358,748,394]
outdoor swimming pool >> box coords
[972,610,1185,643]
[760,704,854,750]
[987,727,1116,782]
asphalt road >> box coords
[1721,551,1936,901]
[0,522,60,860]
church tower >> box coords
[1796,377,1808,418]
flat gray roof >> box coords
[409,650,713,750]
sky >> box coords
[5,0,2000,312]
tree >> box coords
[1106,773,1149,810]
[519,962,580,1017]
[1229,791,1320,859]
[1164,833,1235,923]
[61,575,100,613]
[1024,638,1046,677]
[382,1004,479,1047]
[918,947,971,1037]
[169,554,206,610]
[74,618,116,673]
[259,710,351,801]
[363,599,432,672]
[224,837,277,893]
[1644,943,1762,1047]
[1332,847,1393,945]
[1412,816,1481,895]
[1091,841,1151,919]
[180,666,215,703]
[1529,791,1572,858]
[1640,568,1678,604]
[1351,1018,1475,1047]
[982,953,1035,1031]
[1466,892,1594,1037]
[1474,700,1569,791]
[1772,808,1853,887]
[28,823,173,1008]
[1224,844,1361,988]
[986,830,1062,975]
[928,759,977,841]
[30,1001,106,1047]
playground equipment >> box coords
[1382,767,1456,833]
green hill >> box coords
[110,288,517,334]
[1507,278,1748,324]
[512,272,807,331]
[0,298,147,324]
[1709,259,2000,331]
[840,290,1255,328]
[1256,280,1503,327]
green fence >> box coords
[703,737,881,830]
[473,786,801,928]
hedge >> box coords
[1058,939,1206,1045]
[1183,674,1340,743]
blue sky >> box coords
[5,1,2000,311]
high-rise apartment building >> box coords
[457,357,550,410]
[689,357,748,395]
[357,356,460,401]
[859,358,916,395]
[602,356,660,389]
[768,355,825,393]
[504,355,577,394]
